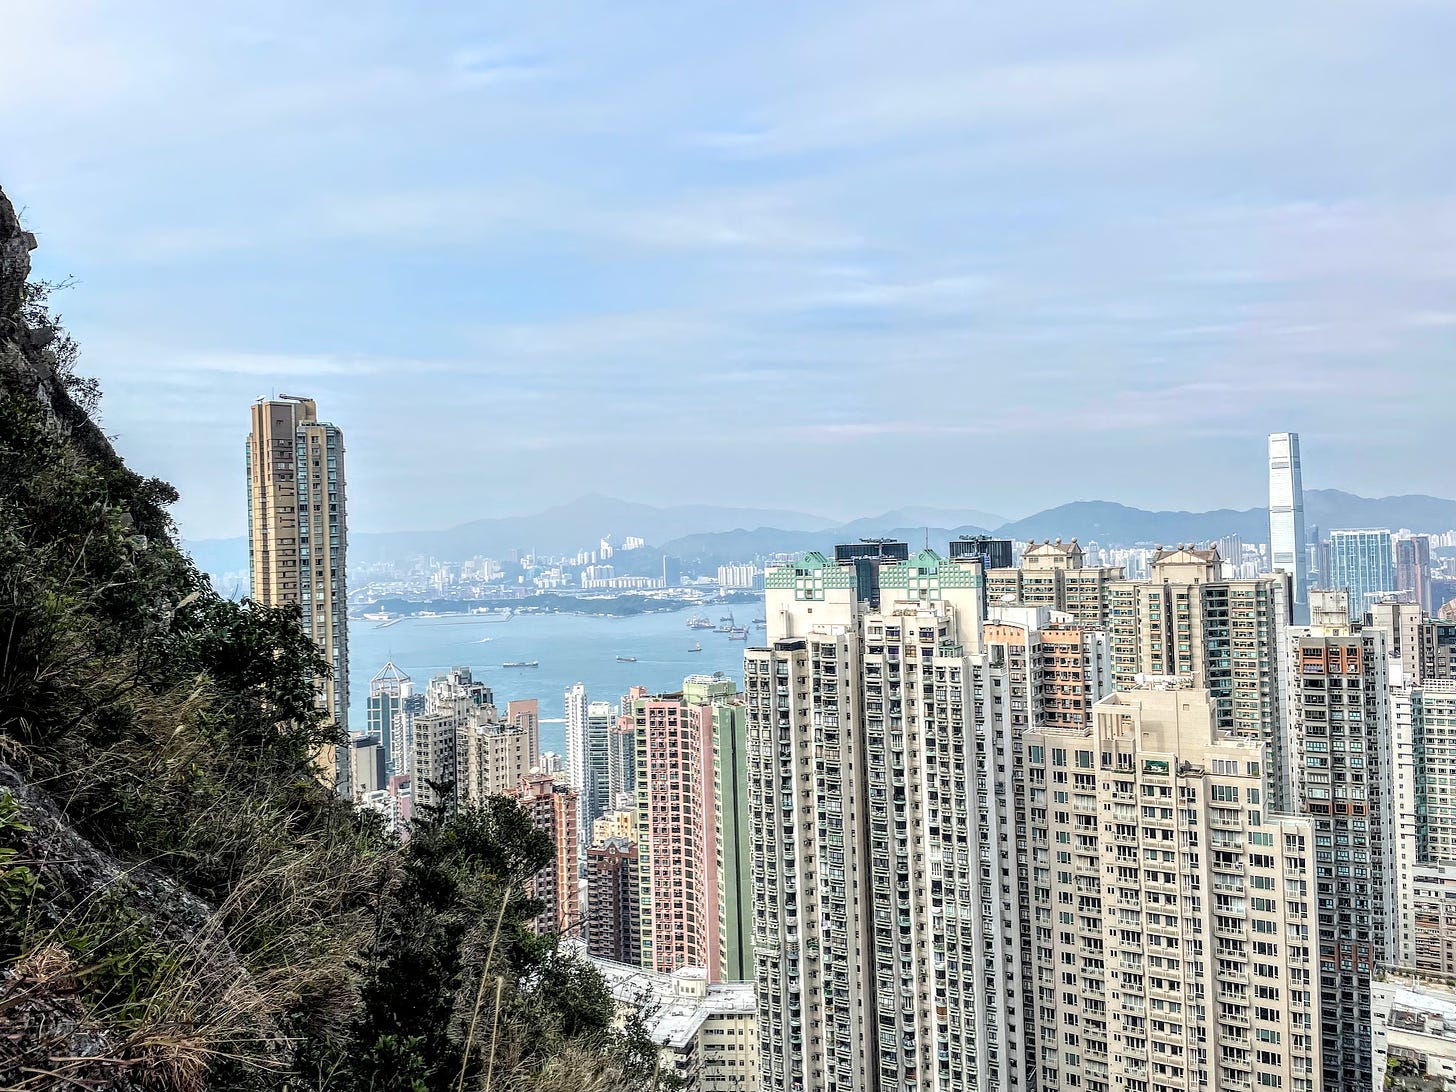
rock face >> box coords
[0,186,119,467]
[0,185,267,1090]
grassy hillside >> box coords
[0,186,663,1091]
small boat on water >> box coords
[616,656,638,663]
[752,617,767,625]
[687,615,714,630]
[688,642,702,653]
[503,661,539,669]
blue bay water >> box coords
[347,604,752,755]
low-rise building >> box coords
[1373,967,1456,1091]
[594,960,759,1091]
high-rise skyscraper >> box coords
[628,674,749,981]
[1285,619,1393,1090]
[1328,529,1397,621]
[1269,431,1309,617]
[246,395,349,790]
[512,771,580,935]
[748,546,1010,1092]
[1396,534,1434,612]
[564,684,612,849]
[1025,682,1322,1092]
[1106,546,1294,809]
[586,838,639,964]
[367,660,410,778]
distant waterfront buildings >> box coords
[1269,431,1310,617]
[245,394,349,790]
[1329,528,1397,620]
[716,563,760,590]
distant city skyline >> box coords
[5,4,1456,540]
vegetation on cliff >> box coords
[0,187,661,1090]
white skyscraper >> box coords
[1269,431,1309,618]
[565,682,589,844]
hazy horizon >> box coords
[6,3,1455,541]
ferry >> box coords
[616,656,638,663]
[502,661,539,669]
[687,615,714,630]
[728,626,749,641]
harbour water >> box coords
[347,603,751,755]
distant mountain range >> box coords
[186,489,1456,579]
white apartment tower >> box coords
[1268,432,1309,618]
[748,547,1046,1092]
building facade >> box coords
[512,772,580,935]
[1328,529,1396,621]
[747,546,1031,1092]
[1396,534,1434,612]
[1269,431,1309,616]
[366,660,411,779]
[1372,968,1456,1091]
[630,675,748,982]
[1106,547,1292,809]
[1286,624,1394,1090]
[245,395,349,789]
[985,539,1125,629]
[1025,683,1322,1092]
[596,961,760,1092]
[587,838,640,965]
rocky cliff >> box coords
[0,185,660,1092]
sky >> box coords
[4,2,1455,541]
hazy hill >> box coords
[188,491,1456,579]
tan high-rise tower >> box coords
[246,395,349,790]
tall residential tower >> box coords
[246,395,349,790]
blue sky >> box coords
[5,2,1454,540]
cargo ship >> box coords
[502,661,539,669]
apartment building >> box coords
[512,771,579,935]
[587,837,640,965]
[410,668,537,817]
[596,961,760,1092]
[1285,624,1393,1091]
[1392,680,1456,976]
[1024,682,1321,1092]
[629,674,750,982]
[747,546,1038,1092]
[245,395,349,789]
[1106,547,1292,810]
[1371,968,1456,1091]
[985,539,1126,629]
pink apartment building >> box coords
[631,674,738,980]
